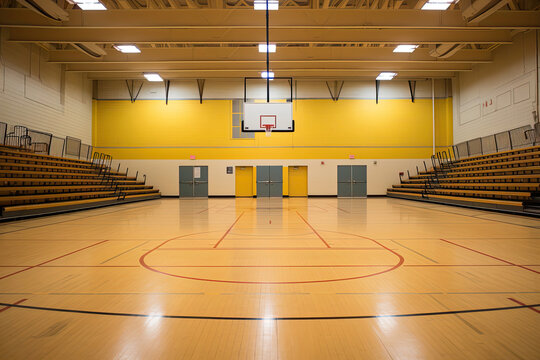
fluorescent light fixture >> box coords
[376,72,397,80]
[74,0,106,10]
[113,45,141,54]
[144,73,163,82]
[421,1,452,10]
[261,71,274,79]
[254,0,279,10]
[258,44,276,53]
[393,44,418,53]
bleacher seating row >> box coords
[0,145,160,219]
[387,145,540,215]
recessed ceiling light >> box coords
[393,45,418,53]
[113,45,141,54]
[74,0,107,10]
[254,0,279,10]
[258,44,276,53]
[261,71,275,79]
[376,72,397,80]
[144,73,163,82]
[421,1,452,10]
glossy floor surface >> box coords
[0,198,539,359]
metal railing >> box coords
[453,124,537,160]
[0,121,93,161]
[398,123,540,199]
[92,151,127,201]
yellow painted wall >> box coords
[93,98,452,160]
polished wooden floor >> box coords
[0,198,539,359]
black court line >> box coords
[0,302,538,321]
[100,241,149,264]
[0,202,157,235]
[391,240,439,264]
[392,202,540,229]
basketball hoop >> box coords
[260,115,276,137]
[264,124,273,137]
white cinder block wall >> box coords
[454,30,540,143]
[0,32,93,143]
[113,159,430,196]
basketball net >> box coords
[264,124,273,137]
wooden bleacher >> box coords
[0,145,160,219]
[387,145,540,215]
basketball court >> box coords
[0,198,538,358]
[1,0,540,359]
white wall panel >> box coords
[114,158,428,196]
[454,31,539,143]
[96,78,450,101]
[0,39,93,143]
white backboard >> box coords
[242,103,294,132]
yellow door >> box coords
[288,166,308,197]
[235,166,253,197]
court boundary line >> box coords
[0,298,27,313]
[296,211,331,248]
[440,238,540,274]
[213,212,244,248]
[0,301,537,321]
[139,231,404,284]
[0,240,109,281]
[507,297,540,314]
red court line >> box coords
[139,230,405,284]
[296,211,331,248]
[3,264,540,268]
[508,298,540,314]
[0,298,27,313]
[0,240,109,281]
[157,247,386,251]
[213,212,245,248]
[197,208,210,214]
[440,238,540,275]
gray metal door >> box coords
[269,166,283,197]
[256,166,283,197]
[337,165,352,197]
[256,166,270,197]
[352,165,367,198]
[179,166,194,198]
[337,165,367,198]
[179,166,208,197]
[193,166,208,197]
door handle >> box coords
[257,181,270,183]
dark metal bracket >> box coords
[408,80,416,103]
[125,80,143,103]
[325,81,345,102]
[164,80,171,105]
[197,79,205,104]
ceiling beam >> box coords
[47,47,493,63]
[84,70,460,80]
[63,62,474,72]
[0,9,539,29]
[7,28,515,44]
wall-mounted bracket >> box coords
[164,80,171,105]
[325,81,345,102]
[408,80,417,103]
[125,80,143,103]
[197,79,205,104]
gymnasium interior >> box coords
[0,0,539,358]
